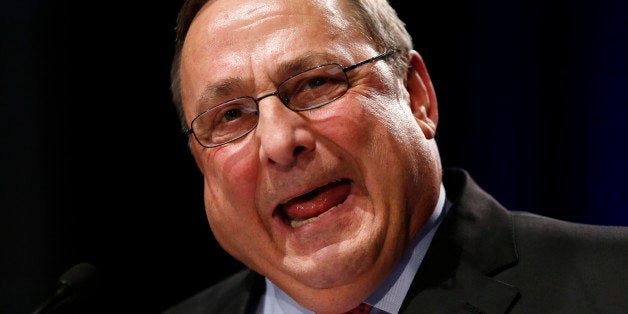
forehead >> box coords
[188,0,351,43]
[179,0,369,111]
[182,0,360,67]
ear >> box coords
[405,50,438,139]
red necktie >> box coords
[345,302,373,314]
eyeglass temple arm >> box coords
[343,49,398,72]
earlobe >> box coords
[406,50,438,139]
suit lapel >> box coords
[400,168,521,313]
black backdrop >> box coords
[2,0,627,313]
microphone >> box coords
[32,262,101,314]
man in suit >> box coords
[164,0,628,313]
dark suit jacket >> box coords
[164,168,628,313]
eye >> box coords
[301,75,333,91]
[222,107,243,122]
[279,65,348,109]
[211,100,256,125]
[195,98,258,145]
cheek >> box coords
[312,99,380,149]
[319,92,416,154]
[198,145,266,258]
[198,144,260,215]
[322,93,424,197]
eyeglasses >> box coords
[184,50,397,148]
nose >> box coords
[256,96,316,167]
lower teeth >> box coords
[290,216,318,228]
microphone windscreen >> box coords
[59,262,100,293]
[32,262,102,314]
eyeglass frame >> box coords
[183,49,399,148]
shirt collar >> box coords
[365,183,449,313]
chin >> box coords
[282,231,383,289]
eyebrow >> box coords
[198,77,245,108]
[197,52,339,108]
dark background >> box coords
[2,0,626,313]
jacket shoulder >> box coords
[163,268,264,314]
[436,168,628,312]
[511,210,628,265]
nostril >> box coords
[293,145,306,156]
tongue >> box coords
[282,180,351,221]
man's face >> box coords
[179,0,441,309]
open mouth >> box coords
[276,179,351,228]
